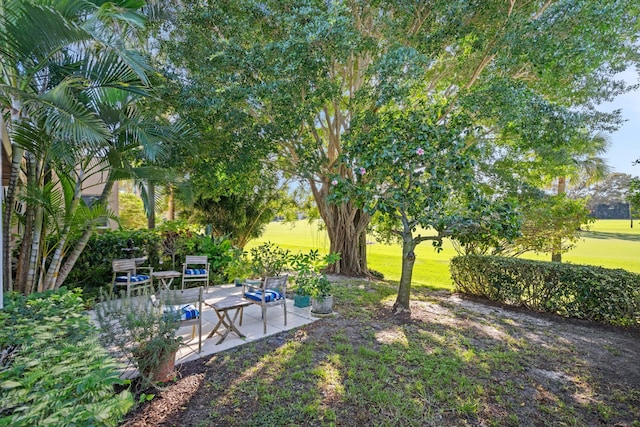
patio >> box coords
[169,284,318,365]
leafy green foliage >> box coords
[455,193,594,257]
[451,255,640,326]
[225,249,253,282]
[159,0,640,278]
[0,289,133,426]
[62,226,238,297]
[249,242,292,278]
[62,229,161,299]
[118,193,147,230]
[626,177,640,218]
[94,290,182,390]
[291,250,341,298]
[1,0,160,293]
[189,189,290,249]
[334,99,520,310]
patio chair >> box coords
[242,275,288,334]
[112,258,153,297]
[152,286,204,354]
[181,255,210,291]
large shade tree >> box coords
[160,0,639,277]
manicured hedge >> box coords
[64,228,235,301]
[64,229,162,297]
[0,288,133,426]
[450,255,640,327]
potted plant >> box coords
[292,269,314,308]
[227,250,253,286]
[94,290,183,387]
[310,275,334,315]
[249,242,291,279]
[291,250,340,313]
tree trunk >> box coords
[551,176,566,262]
[310,178,370,276]
[14,153,35,294]
[29,202,44,293]
[2,99,25,292]
[393,232,417,313]
[14,209,33,295]
[323,201,369,275]
[43,187,81,291]
[3,146,23,293]
[147,181,155,229]
[167,185,175,221]
[55,178,115,287]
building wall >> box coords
[81,170,119,229]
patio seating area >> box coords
[166,284,317,364]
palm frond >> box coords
[1,2,90,82]
[34,76,111,146]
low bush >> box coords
[0,288,133,426]
[64,229,162,301]
[63,225,237,301]
[450,255,640,327]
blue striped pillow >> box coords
[115,274,149,283]
[185,269,207,275]
[180,304,199,320]
[164,304,200,321]
[244,289,283,302]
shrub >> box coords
[450,255,640,327]
[249,242,291,278]
[63,225,236,298]
[95,290,182,390]
[118,192,147,230]
[63,229,161,301]
[291,250,341,298]
[0,288,133,426]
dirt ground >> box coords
[121,290,640,426]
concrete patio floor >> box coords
[174,284,318,365]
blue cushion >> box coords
[244,289,283,302]
[180,304,200,320]
[115,274,149,283]
[164,304,200,321]
[185,269,207,275]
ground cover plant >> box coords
[0,289,133,426]
[122,280,640,426]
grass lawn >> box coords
[247,219,640,292]
[125,279,640,426]
[123,219,640,426]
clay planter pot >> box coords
[150,350,177,382]
[311,295,334,316]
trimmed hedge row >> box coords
[65,228,235,302]
[0,288,133,426]
[450,255,640,327]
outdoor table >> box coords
[206,296,252,344]
[152,270,182,290]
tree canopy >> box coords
[158,0,640,284]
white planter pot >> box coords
[311,295,334,316]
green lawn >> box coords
[247,219,640,291]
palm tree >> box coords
[551,132,611,262]
[0,1,153,293]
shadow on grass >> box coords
[121,279,640,427]
[581,230,640,242]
